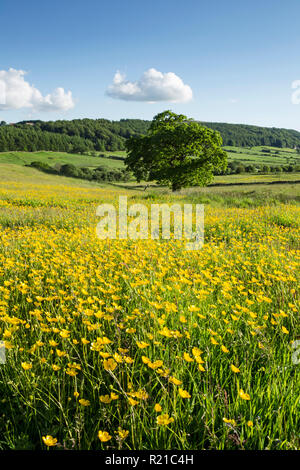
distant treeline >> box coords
[0,119,149,153]
[201,122,300,148]
[0,118,300,152]
[219,161,300,175]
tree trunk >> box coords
[171,182,181,192]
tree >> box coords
[60,164,80,178]
[245,164,255,173]
[125,110,227,191]
[262,165,270,174]
[235,164,246,174]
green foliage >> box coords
[126,110,228,191]
[0,119,150,153]
[60,163,81,178]
[202,122,300,148]
[235,164,246,174]
[0,126,91,153]
[30,161,55,173]
[29,160,63,176]
[31,160,131,183]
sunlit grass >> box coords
[0,181,299,450]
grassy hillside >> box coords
[1,147,300,205]
[0,163,118,188]
[1,161,299,208]
[225,146,300,166]
[0,150,125,169]
[1,145,300,169]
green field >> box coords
[1,146,300,175]
[0,160,299,210]
[224,145,300,166]
[0,151,125,170]
[1,147,300,200]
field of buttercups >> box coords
[0,181,299,450]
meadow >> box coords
[224,145,300,167]
[0,150,125,170]
[1,144,300,172]
[0,161,299,450]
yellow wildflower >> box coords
[98,431,112,442]
[183,352,194,362]
[128,397,139,406]
[136,341,149,349]
[79,399,90,406]
[168,376,182,385]
[157,414,174,426]
[239,389,250,400]
[103,358,117,371]
[65,368,78,376]
[117,428,129,440]
[100,395,112,404]
[110,392,119,400]
[223,418,236,426]
[42,435,57,447]
[179,388,191,399]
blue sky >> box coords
[1,0,300,129]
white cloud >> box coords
[0,68,75,111]
[291,80,300,105]
[106,68,193,103]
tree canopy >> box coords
[125,110,228,191]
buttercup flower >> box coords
[239,389,250,400]
[157,414,174,426]
[98,431,112,442]
[179,388,191,399]
[42,435,57,447]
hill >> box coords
[0,118,300,153]
[201,122,300,148]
